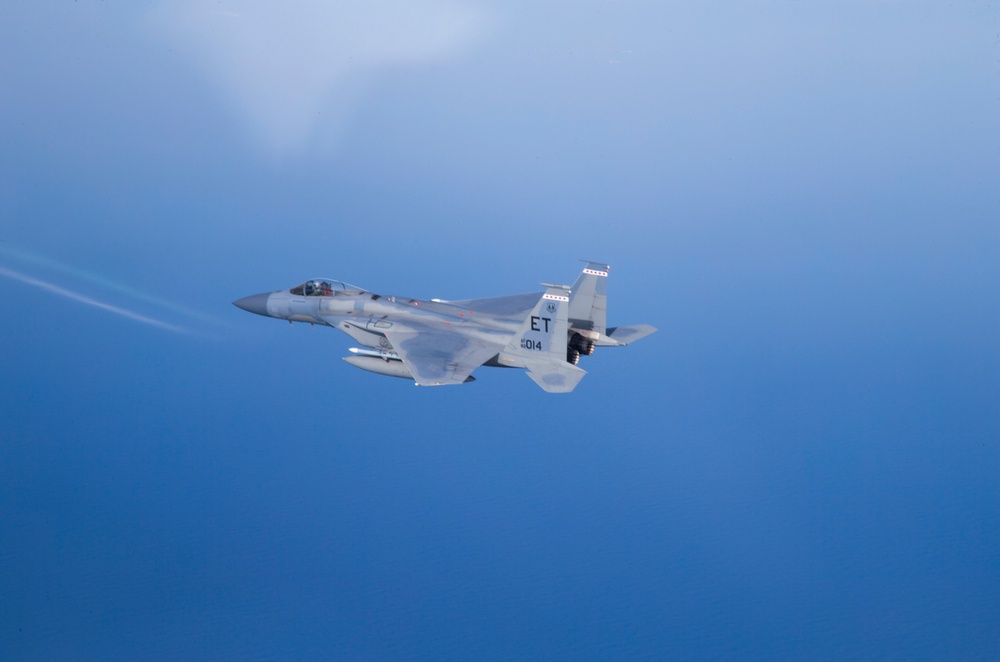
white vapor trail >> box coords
[0,244,221,324]
[0,266,189,334]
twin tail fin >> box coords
[503,284,586,393]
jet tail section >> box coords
[568,261,609,337]
[568,262,658,349]
[502,283,588,392]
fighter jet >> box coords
[233,262,656,393]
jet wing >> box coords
[380,322,502,386]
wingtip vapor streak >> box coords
[233,262,656,393]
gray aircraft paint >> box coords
[234,264,656,393]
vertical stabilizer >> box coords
[505,284,572,360]
[569,261,609,336]
[503,284,587,393]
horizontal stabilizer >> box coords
[524,361,587,393]
[596,324,658,347]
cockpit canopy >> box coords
[290,279,366,297]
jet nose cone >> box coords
[233,292,271,317]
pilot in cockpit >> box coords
[304,280,328,296]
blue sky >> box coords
[1,2,998,659]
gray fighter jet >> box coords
[233,262,655,392]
